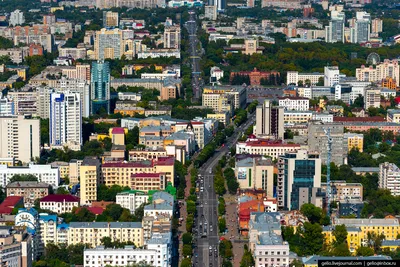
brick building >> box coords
[230,68,280,86]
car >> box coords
[205,201,207,205]
[209,246,212,250]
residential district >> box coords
[0,0,399,267]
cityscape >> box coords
[0,0,399,267]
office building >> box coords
[351,12,371,44]
[103,11,118,28]
[50,92,82,151]
[277,150,322,210]
[278,97,309,111]
[286,71,324,86]
[0,115,40,164]
[235,156,274,196]
[6,181,50,207]
[0,164,60,188]
[9,10,25,26]
[163,25,180,49]
[116,190,149,214]
[255,100,284,139]
[94,28,123,60]
[90,61,110,114]
[379,162,400,196]
[325,11,345,43]
[308,121,346,165]
[324,66,340,86]
[79,157,101,205]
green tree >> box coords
[300,203,323,224]
[332,225,348,247]
[56,187,69,194]
[183,244,193,257]
[9,174,38,183]
[181,258,192,267]
[301,222,324,255]
[182,232,193,245]
[240,244,255,267]
[126,126,139,150]
[356,246,375,256]
[218,217,226,233]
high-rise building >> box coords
[0,115,40,164]
[37,87,54,119]
[9,10,25,26]
[103,11,119,28]
[324,66,340,86]
[49,92,82,151]
[255,100,284,139]
[371,18,383,34]
[379,162,400,196]
[163,25,181,49]
[356,60,400,87]
[90,61,110,114]
[307,121,346,165]
[364,88,381,109]
[79,157,101,206]
[277,150,322,210]
[94,28,123,60]
[325,11,345,43]
[0,97,14,116]
[204,5,217,20]
[217,0,226,11]
[351,12,371,43]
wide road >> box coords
[185,10,202,101]
[192,112,256,267]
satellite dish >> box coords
[366,52,380,65]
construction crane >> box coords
[324,128,333,222]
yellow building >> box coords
[303,255,392,267]
[50,6,64,12]
[207,112,230,126]
[101,157,175,187]
[114,107,145,116]
[0,158,16,166]
[79,157,101,206]
[381,240,400,252]
[67,222,143,248]
[109,127,126,145]
[50,161,70,179]
[324,218,400,254]
[344,133,364,152]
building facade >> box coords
[0,164,60,188]
[379,162,400,196]
[91,61,110,114]
[255,100,284,139]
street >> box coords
[192,112,256,267]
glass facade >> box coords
[290,160,316,210]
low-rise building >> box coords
[144,191,174,219]
[68,222,144,248]
[286,71,324,86]
[6,181,50,207]
[344,132,364,152]
[321,180,363,202]
[387,109,400,123]
[236,139,300,160]
[131,173,167,192]
[278,96,309,111]
[0,164,60,188]
[39,194,80,214]
[116,190,149,214]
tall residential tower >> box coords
[90,61,110,114]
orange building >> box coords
[238,199,265,236]
[230,68,280,86]
[382,77,397,90]
[29,43,43,56]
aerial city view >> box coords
[0,0,399,266]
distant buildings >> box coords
[325,10,345,43]
[50,92,82,151]
[202,85,247,114]
[350,12,371,44]
[379,162,400,196]
[39,194,80,214]
[324,66,340,87]
[255,100,284,139]
[236,139,300,160]
[116,190,149,214]
[163,25,180,49]
[204,5,217,20]
[286,71,324,86]
[91,61,110,114]
[0,228,32,267]
[79,157,101,205]
[356,60,400,87]
[364,88,381,109]
[9,10,25,26]
[344,132,364,152]
[278,97,309,111]
[103,11,118,28]
[321,180,363,202]
[94,28,123,60]
[0,115,40,164]
[261,0,302,9]
[277,150,322,210]
[230,68,279,86]
[6,181,50,207]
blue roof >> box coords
[18,208,38,217]
[39,214,57,223]
[57,223,69,230]
[382,240,400,247]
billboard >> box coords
[237,168,247,180]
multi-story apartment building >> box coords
[344,132,364,152]
[116,190,149,214]
[175,122,207,149]
[59,47,87,60]
[94,28,123,60]
[69,159,82,185]
[202,85,247,110]
[131,173,167,192]
[9,10,25,26]
[39,194,80,214]
[0,228,32,267]
[0,164,60,188]
[235,156,274,196]
[325,11,345,43]
[286,71,324,86]
[321,180,363,202]
[350,11,371,43]
[91,61,110,114]
[6,181,50,207]
[364,88,381,109]
[379,162,400,196]
[356,60,400,87]
[387,109,400,123]
[144,192,174,218]
[103,11,118,28]
[7,91,37,115]
[307,121,346,165]
[236,139,300,160]
[0,115,40,164]
[163,25,180,49]
[283,110,312,124]
[79,157,101,205]
[50,92,82,151]
[68,222,144,248]
[0,48,25,64]
[0,97,14,116]
[202,91,234,115]
[101,157,174,187]
[278,97,309,111]
[255,100,284,139]
[277,150,322,210]
[324,66,340,86]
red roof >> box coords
[112,127,125,134]
[0,207,13,214]
[40,194,80,202]
[239,199,264,212]
[132,173,164,178]
[0,196,23,214]
[333,116,385,122]
[75,207,104,215]
[102,162,152,168]
[156,156,175,165]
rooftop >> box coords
[334,218,399,227]
[382,240,400,247]
[239,139,300,147]
[351,167,380,172]
[69,222,142,228]
[333,116,385,122]
[40,194,80,203]
[6,181,49,188]
[111,127,125,134]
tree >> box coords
[0,37,13,49]
[300,203,323,224]
[181,258,192,267]
[56,187,69,194]
[298,80,304,86]
[218,218,226,233]
[317,77,324,86]
[182,232,193,245]
[240,245,255,267]
[301,222,324,255]
[9,174,38,183]
[74,207,95,222]
[356,246,375,256]
[183,244,193,257]
[126,126,139,150]
[332,225,348,247]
